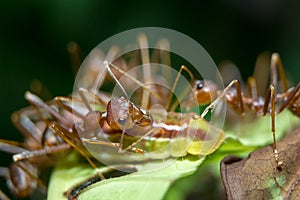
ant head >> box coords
[106,97,135,130]
[131,104,152,127]
[193,80,217,105]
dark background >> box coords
[0,0,299,199]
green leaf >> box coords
[163,110,300,200]
[48,154,205,200]
[225,110,300,146]
[48,110,300,200]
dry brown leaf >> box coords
[220,127,300,200]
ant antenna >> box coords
[103,61,129,99]
[165,65,195,111]
[138,33,151,109]
[105,61,161,100]
[25,91,72,127]
[78,88,94,112]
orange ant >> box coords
[0,103,71,199]
[0,35,223,199]
[49,58,225,198]
[182,53,299,169]
[0,139,43,199]
[0,37,175,199]
[55,60,224,154]
[0,85,111,199]
[0,89,117,199]
[0,41,128,199]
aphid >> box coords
[184,53,298,169]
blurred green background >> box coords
[0,0,299,199]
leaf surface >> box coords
[48,155,205,200]
[221,127,300,200]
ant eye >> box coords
[196,82,204,90]
[118,118,126,125]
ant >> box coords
[1,34,223,199]
[184,52,299,170]
[0,89,117,199]
[51,36,226,198]
[0,41,126,199]
[53,35,224,198]
[0,35,169,199]
[0,103,71,199]
[0,138,43,199]
[0,36,183,199]
[55,60,224,154]
[51,53,226,198]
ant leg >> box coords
[25,92,73,128]
[0,162,46,199]
[67,42,120,89]
[104,62,161,100]
[155,39,172,94]
[13,92,74,148]
[54,96,88,118]
[252,52,272,96]
[138,34,151,109]
[0,140,51,171]
[262,85,283,169]
[165,65,195,111]
[54,89,110,119]
[201,80,244,118]
[50,122,105,180]
[277,82,300,114]
[0,140,47,195]
[247,77,258,99]
[12,143,71,163]
[67,42,84,77]
[0,189,10,200]
[11,108,45,147]
[0,139,45,168]
[90,46,119,92]
[122,128,156,152]
[0,139,27,154]
[81,138,146,154]
[81,87,112,104]
[81,138,123,149]
[151,38,170,67]
[14,161,47,192]
[29,79,52,101]
[78,87,110,108]
[270,53,288,92]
